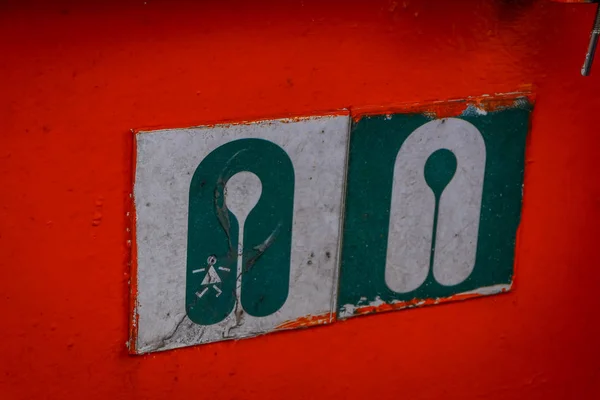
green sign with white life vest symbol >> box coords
[337,103,531,317]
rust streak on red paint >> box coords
[351,288,511,317]
[275,313,334,330]
[351,88,535,122]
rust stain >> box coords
[350,288,511,317]
[275,312,334,330]
[351,87,535,122]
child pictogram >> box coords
[192,256,230,298]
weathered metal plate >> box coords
[130,114,350,354]
[337,94,532,318]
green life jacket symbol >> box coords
[186,138,294,326]
[386,118,486,293]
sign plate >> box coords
[131,115,350,353]
[337,99,531,318]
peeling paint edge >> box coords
[133,109,350,135]
[134,312,335,355]
[128,131,141,355]
[137,280,511,354]
[274,312,334,330]
[131,89,535,135]
[338,283,512,319]
[350,87,535,121]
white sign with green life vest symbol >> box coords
[131,115,349,354]
[337,99,531,318]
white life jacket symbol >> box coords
[385,118,486,293]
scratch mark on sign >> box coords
[140,313,190,353]
[244,224,281,273]
[214,177,233,254]
[224,305,246,337]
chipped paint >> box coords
[127,136,140,354]
[275,312,334,330]
[132,109,350,135]
[351,89,534,121]
[339,284,512,319]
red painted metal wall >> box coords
[1,0,599,398]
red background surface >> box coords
[1,0,599,398]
